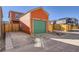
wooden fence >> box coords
[48,24,79,32]
[4,23,20,32]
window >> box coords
[15,14,22,20]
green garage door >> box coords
[33,20,46,34]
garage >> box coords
[33,20,46,34]
[20,7,48,34]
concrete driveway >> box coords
[5,32,34,50]
[4,32,79,52]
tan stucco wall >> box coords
[20,12,31,34]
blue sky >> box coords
[2,6,79,21]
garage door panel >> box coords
[33,20,46,33]
[34,20,41,33]
[42,21,46,33]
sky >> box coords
[2,6,79,21]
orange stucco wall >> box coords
[31,8,48,20]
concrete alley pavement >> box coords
[4,32,79,52]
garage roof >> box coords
[20,7,49,18]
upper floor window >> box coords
[15,14,22,20]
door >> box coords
[33,20,46,34]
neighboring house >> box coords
[9,11,24,23]
[56,17,78,25]
[20,7,49,34]
[4,11,24,32]
[54,17,78,31]
[48,20,56,24]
